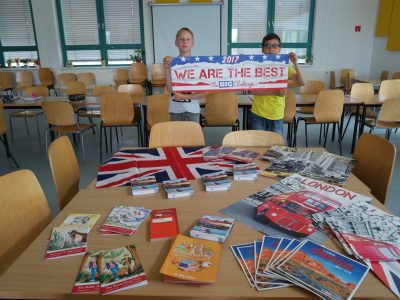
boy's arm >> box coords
[163,56,173,93]
[288,52,306,86]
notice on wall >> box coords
[170,54,289,93]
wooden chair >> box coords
[15,70,33,93]
[284,89,297,146]
[0,100,19,168]
[8,86,49,144]
[48,136,79,210]
[380,70,389,81]
[146,93,170,145]
[92,85,114,96]
[329,71,338,89]
[339,69,356,88]
[200,92,239,131]
[117,83,145,96]
[77,73,96,94]
[150,63,166,92]
[296,90,344,155]
[297,80,325,114]
[42,101,95,160]
[38,68,56,95]
[379,79,400,100]
[66,81,86,96]
[0,169,52,275]
[222,130,284,147]
[352,133,396,204]
[129,62,149,94]
[392,72,400,79]
[57,73,77,95]
[149,121,205,148]
[0,72,15,95]
[364,98,400,140]
[99,92,142,162]
[113,69,129,88]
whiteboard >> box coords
[151,3,221,63]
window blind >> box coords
[60,0,99,45]
[103,0,141,44]
[0,0,36,46]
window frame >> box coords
[0,0,39,68]
[227,0,315,62]
[55,0,145,67]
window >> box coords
[228,0,315,64]
[56,0,144,67]
[0,0,39,68]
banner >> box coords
[170,54,289,93]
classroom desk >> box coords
[0,147,393,299]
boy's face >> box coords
[175,30,194,55]
[262,38,281,55]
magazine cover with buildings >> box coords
[220,174,371,244]
[277,240,369,300]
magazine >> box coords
[99,245,148,295]
[220,174,371,244]
[131,176,159,195]
[190,215,234,243]
[201,171,231,191]
[201,146,237,161]
[162,178,194,198]
[221,149,259,163]
[61,213,100,232]
[233,163,258,180]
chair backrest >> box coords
[117,84,144,96]
[130,62,148,83]
[352,133,396,204]
[149,121,205,148]
[300,80,325,95]
[77,72,96,88]
[0,169,52,275]
[379,79,400,100]
[380,70,389,81]
[378,98,400,122]
[92,85,114,96]
[151,63,165,80]
[329,71,336,89]
[313,90,344,122]
[146,93,170,128]
[113,69,129,87]
[392,72,400,79]
[100,92,135,126]
[344,73,352,94]
[0,72,14,90]
[66,81,86,95]
[48,136,80,210]
[58,73,77,85]
[222,130,285,147]
[42,101,76,126]
[204,92,238,125]
[38,68,55,85]
[16,70,33,88]
[23,86,49,97]
[339,69,356,86]
[350,83,374,96]
[283,89,296,123]
[0,100,7,135]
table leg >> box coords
[359,104,366,137]
[350,104,360,154]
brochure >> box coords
[190,215,234,243]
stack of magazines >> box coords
[162,178,193,198]
[131,176,159,195]
[231,236,369,299]
[202,146,259,163]
[99,206,151,235]
[72,245,148,295]
[190,215,234,242]
[201,171,231,191]
[233,163,258,180]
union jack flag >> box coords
[96,147,243,188]
[367,260,400,297]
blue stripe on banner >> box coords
[171,54,289,66]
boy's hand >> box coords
[288,52,298,65]
[163,56,172,70]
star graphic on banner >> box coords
[276,55,281,60]
[249,55,254,60]
[195,56,200,62]
[208,56,214,61]
[262,55,268,60]
[180,57,186,62]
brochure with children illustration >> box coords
[160,234,221,284]
[276,240,369,300]
[99,245,148,295]
[61,213,100,232]
[45,224,89,259]
[190,215,234,243]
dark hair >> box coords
[176,27,194,39]
[262,33,281,45]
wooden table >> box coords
[0,147,394,299]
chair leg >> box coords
[0,134,20,168]
[24,117,30,136]
[109,127,113,153]
[104,125,108,153]
[9,116,14,141]
[304,123,308,147]
[88,117,96,135]
[35,116,41,144]
[337,123,343,155]
[319,125,322,144]
[100,125,103,163]
[341,113,353,140]
[323,124,330,148]
[80,134,85,161]
[115,127,119,144]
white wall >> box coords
[370,37,400,79]
[2,0,386,88]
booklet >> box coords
[162,178,194,198]
[149,208,179,242]
[61,213,100,232]
[201,171,231,192]
[233,163,258,180]
[190,215,234,243]
[99,245,148,295]
[45,224,89,259]
[131,176,159,195]
[221,149,259,163]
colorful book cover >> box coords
[72,250,107,293]
[61,213,100,232]
[159,234,221,284]
[277,240,369,300]
[190,215,234,243]
[45,224,89,259]
[99,245,148,295]
[230,243,256,287]
[131,176,159,195]
[150,208,179,242]
[101,206,152,235]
